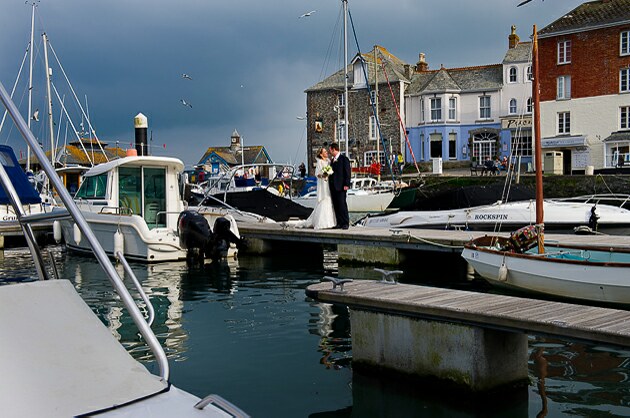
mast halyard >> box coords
[532,24,544,254]
[342,0,349,157]
[374,46,380,182]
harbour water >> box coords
[3,245,630,417]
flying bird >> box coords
[517,0,541,7]
[298,10,316,18]
[182,73,193,80]
[32,109,39,122]
[180,99,193,108]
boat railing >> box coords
[99,206,134,216]
[0,81,170,380]
[115,250,155,326]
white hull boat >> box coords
[462,236,630,306]
[295,188,395,212]
[57,154,240,263]
[360,199,630,234]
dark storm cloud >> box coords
[1,0,584,166]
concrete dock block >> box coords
[338,244,404,265]
[350,309,528,392]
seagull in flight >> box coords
[182,73,193,80]
[299,10,316,18]
[517,0,541,6]
[180,99,193,108]
[32,109,39,122]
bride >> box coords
[291,148,336,229]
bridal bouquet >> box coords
[321,165,334,178]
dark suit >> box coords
[329,153,351,228]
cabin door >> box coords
[119,167,167,229]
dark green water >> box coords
[2,246,630,417]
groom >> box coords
[328,142,351,229]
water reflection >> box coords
[4,245,630,416]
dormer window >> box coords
[509,67,517,83]
[353,60,367,88]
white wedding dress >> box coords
[291,159,336,229]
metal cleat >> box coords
[374,268,403,284]
[322,276,353,291]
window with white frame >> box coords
[364,150,384,166]
[479,96,491,119]
[448,97,457,120]
[509,67,517,83]
[369,116,377,140]
[558,40,571,64]
[421,98,425,122]
[557,75,571,99]
[527,97,533,113]
[337,93,345,107]
[621,68,630,93]
[430,97,442,122]
[336,121,346,142]
[509,99,517,114]
[511,129,533,157]
[621,31,629,56]
[369,90,377,105]
[526,66,533,81]
[558,112,571,134]
[430,133,442,158]
[622,106,630,130]
[448,133,457,160]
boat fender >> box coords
[498,262,508,282]
[114,230,124,259]
[73,223,81,245]
[53,220,62,243]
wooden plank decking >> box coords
[306,280,630,347]
[238,223,630,253]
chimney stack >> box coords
[509,25,520,49]
[416,53,429,72]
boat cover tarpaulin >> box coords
[0,145,41,205]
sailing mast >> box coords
[26,2,36,172]
[342,0,349,156]
[43,33,55,167]
[374,46,380,181]
[532,25,544,254]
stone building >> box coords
[304,46,412,176]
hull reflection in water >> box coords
[3,246,630,416]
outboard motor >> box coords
[205,217,244,261]
[178,211,211,261]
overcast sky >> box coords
[0,0,585,168]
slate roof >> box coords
[198,145,271,166]
[604,131,630,142]
[503,42,532,64]
[538,0,630,38]
[305,45,411,92]
[20,139,127,167]
[406,64,503,96]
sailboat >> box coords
[461,26,630,306]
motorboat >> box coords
[359,198,630,234]
[0,80,249,417]
[56,152,241,263]
[294,177,395,213]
